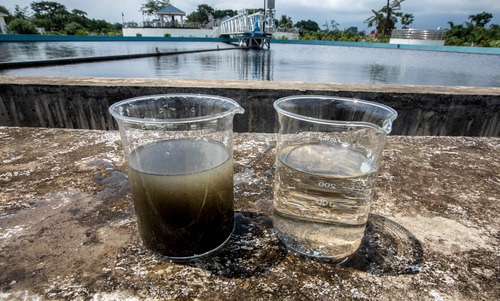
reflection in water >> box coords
[0,43,40,61]
[153,55,183,77]
[44,44,82,58]
[0,44,13,62]
[0,42,95,61]
[198,53,218,71]
[1,41,498,87]
[369,64,389,83]
[16,44,42,60]
[240,49,273,81]
[224,49,273,81]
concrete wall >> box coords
[0,76,499,136]
[389,38,445,46]
[123,27,215,37]
[122,27,299,40]
[273,32,299,40]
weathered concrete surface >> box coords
[1,76,499,136]
[0,127,498,300]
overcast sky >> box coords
[3,0,500,31]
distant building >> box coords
[0,12,8,34]
[123,4,213,37]
[156,5,186,28]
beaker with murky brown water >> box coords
[110,94,244,261]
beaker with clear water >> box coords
[273,95,397,262]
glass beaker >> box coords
[273,96,397,262]
[109,94,244,261]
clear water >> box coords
[273,144,378,260]
[0,41,499,87]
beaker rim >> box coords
[273,95,398,134]
[109,93,244,124]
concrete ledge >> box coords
[1,76,499,136]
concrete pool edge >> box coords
[0,76,499,136]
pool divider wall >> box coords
[0,48,240,70]
[0,76,499,136]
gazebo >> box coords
[156,5,186,28]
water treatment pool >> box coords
[0,40,499,87]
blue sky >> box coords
[3,0,500,31]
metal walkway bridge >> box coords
[211,4,276,49]
[218,10,275,37]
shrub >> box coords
[6,18,38,34]
[75,29,87,36]
[490,40,500,47]
[445,36,465,46]
[64,22,85,35]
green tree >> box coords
[295,20,321,39]
[445,12,499,47]
[0,5,12,23]
[69,9,88,27]
[3,1,119,36]
[112,22,123,31]
[295,19,320,32]
[27,1,119,35]
[276,15,293,29]
[87,18,115,35]
[469,11,492,27]
[64,21,85,35]
[400,13,414,29]
[185,4,215,24]
[330,20,340,31]
[30,1,70,31]
[31,1,66,17]
[13,5,30,19]
[294,17,370,42]
[213,9,237,20]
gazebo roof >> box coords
[156,5,185,16]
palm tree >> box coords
[365,0,406,36]
[468,12,493,28]
[399,13,414,29]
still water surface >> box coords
[0,41,499,87]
